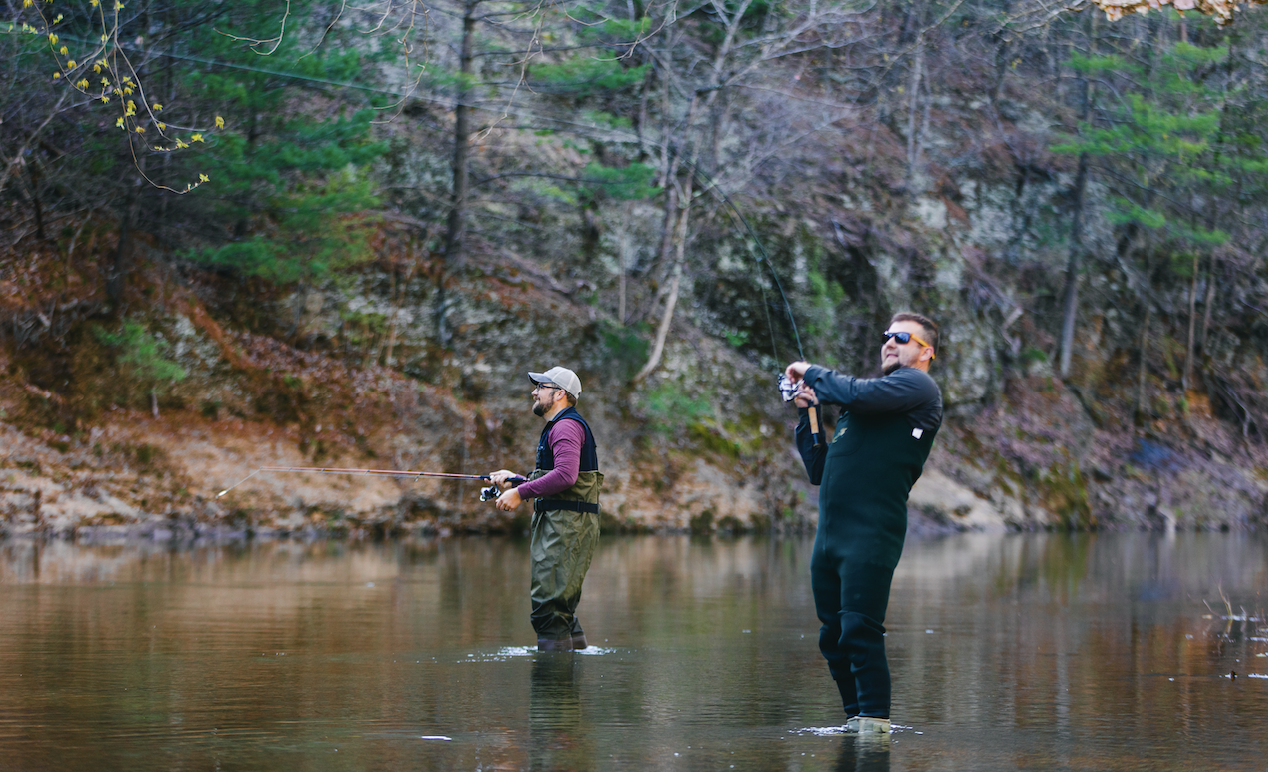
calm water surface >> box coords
[0,532,1265,771]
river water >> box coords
[0,532,1264,771]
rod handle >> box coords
[808,405,822,448]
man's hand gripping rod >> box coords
[778,374,823,448]
[215,466,503,501]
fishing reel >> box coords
[480,475,528,502]
[778,372,823,448]
[777,373,803,403]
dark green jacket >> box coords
[796,365,942,568]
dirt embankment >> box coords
[0,254,812,539]
[3,252,1265,541]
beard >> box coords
[532,401,546,417]
[882,359,902,375]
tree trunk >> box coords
[1182,250,1199,392]
[1057,155,1087,380]
[1059,18,1096,379]
[635,90,698,325]
[436,0,479,346]
[1199,256,1216,357]
[655,94,697,266]
[1194,40,1233,376]
[66,213,92,264]
[989,29,1009,105]
[442,0,477,268]
[1135,299,1151,426]
[383,259,412,368]
[107,183,140,308]
[635,191,692,383]
[376,266,396,366]
[618,229,629,326]
[0,91,68,199]
[26,162,46,241]
[634,264,681,384]
[905,36,924,194]
[234,112,259,239]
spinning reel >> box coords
[777,373,823,448]
[777,373,803,403]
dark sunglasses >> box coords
[883,331,935,358]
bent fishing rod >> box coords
[681,157,823,447]
[216,466,505,502]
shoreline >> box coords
[3,511,1255,545]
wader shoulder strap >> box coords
[536,407,599,472]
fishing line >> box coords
[675,155,822,445]
[216,466,491,498]
[679,156,806,364]
[668,155,834,448]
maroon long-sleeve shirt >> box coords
[515,418,585,499]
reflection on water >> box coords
[530,654,588,771]
[0,533,1265,770]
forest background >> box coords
[2,0,1268,538]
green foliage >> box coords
[1021,346,1049,365]
[151,3,390,284]
[590,17,653,41]
[530,58,650,93]
[581,162,657,200]
[801,263,844,342]
[688,422,743,460]
[600,322,649,381]
[724,329,750,348]
[341,308,388,332]
[693,0,777,45]
[580,110,634,130]
[515,177,578,205]
[1103,197,1167,229]
[1053,39,1247,254]
[1067,53,1138,76]
[94,322,186,390]
[1170,253,1198,278]
[184,101,384,282]
[1171,222,1229,246]
[643,383,711,435]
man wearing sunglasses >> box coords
[784,312,943,734]
[488,366,604,651]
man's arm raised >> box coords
[803,366,936,415]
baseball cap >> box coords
[528,366,582,399]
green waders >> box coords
[528,468,603,643]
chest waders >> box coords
[811,404,938,719]
[528,406,603,649]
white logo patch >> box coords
[911,428,924,439]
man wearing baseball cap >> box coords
[489,366,604,651]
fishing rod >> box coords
[680,157,822,447]
[216,466,504,502]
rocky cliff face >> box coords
[5,35,1268,538]
[0,249,818,539]
[4,189,1264,540]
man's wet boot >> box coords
[846,717,891,734]
[570,633,587,650]
[537,637,575,652]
